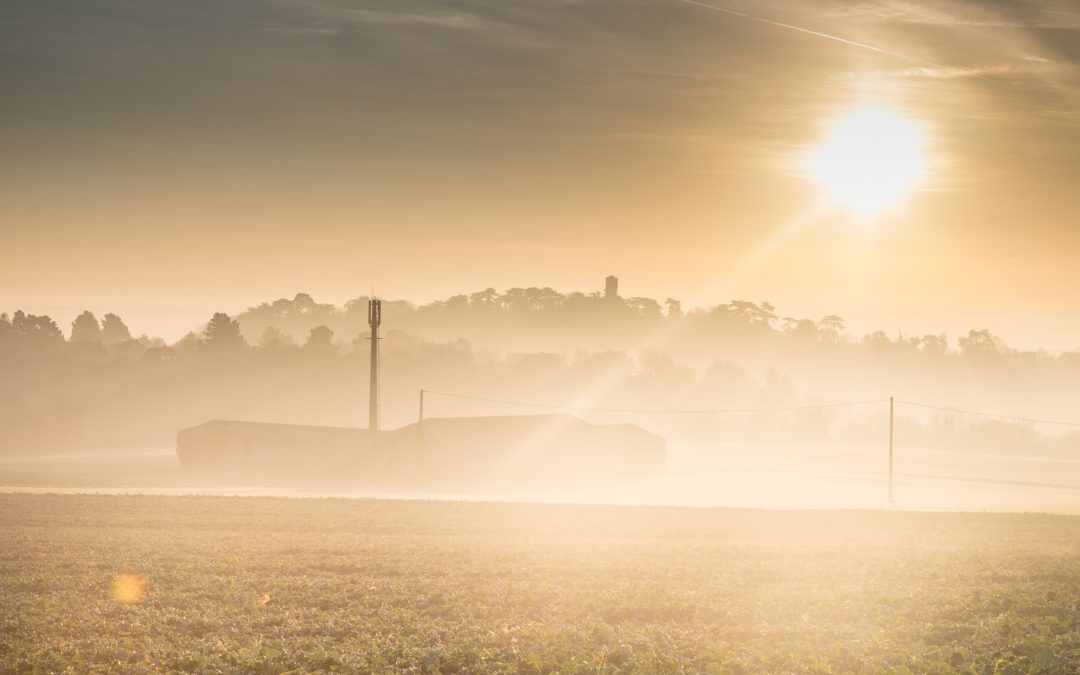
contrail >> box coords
[675,0,955,72]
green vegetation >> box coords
[2,494,1079,673]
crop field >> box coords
[2,494,1079,673]
[3,443,1078,514]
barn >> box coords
[176,420,372,473]
[377,414,665,483]
[176,414,665,484]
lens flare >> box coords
[111,573,147,605]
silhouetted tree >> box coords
[444,295,468,311]
[101,313,132,346]
[70,311,102,344]
[293,292,315,309]
[304,325,335,353]
[173,331,203,357]
[11,310,64,350]
[203,312,246,352]
[258,326,296,351]
[818,315,845,343]
[469,288,499,308]
[959,329,1006,358]
[237,293,340,342]
[915,334,948,357]
[862,330,894,358]
[727,300,776,327]
[627,297,663,318]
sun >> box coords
[804,105,928,216]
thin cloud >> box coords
[674,0,960,72]
[829,0,1080,29]
[848,56,1072,81]
[262,26,341,37]
[308,3,498,31]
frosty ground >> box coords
[2,493,1078,672]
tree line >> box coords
[1,285,1078,456]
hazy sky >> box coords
[3,0,1079,347]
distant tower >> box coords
[604,275,619,300]
[368,298,381,434]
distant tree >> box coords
[0,313,12,346]
[173,331,203,357]
[258,326,296,351]
[534,287,564,312]
[101,313,132,346]
[710,301,776,331]
[698,360,753,402]
[862,330,893,350]
[469,288,499,308]
[203,312,246,351]
[138,345,177,365]
[343,296,371,317]
[570,350,634,379]
[136,335,167,350]
[729,301,776,327]
[958,329,1006,358]
[781,317,819,343]
[70,311,103,344]
[563,292,597,314]
[915,333,949,357]
[637,349,692,381]
[238,292,343,344]
[817,315,846,342]
[293,293,315,310]
[627,297,663,318]
[665,298,683,319]
[502,287,530,312]
[764,367,795,404]
[304,325,335,353]
[444,294,468,311]
[11,310,65,349]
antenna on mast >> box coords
[367,296,382,436]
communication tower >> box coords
[368,298,381,434]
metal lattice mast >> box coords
[368,298,381,434]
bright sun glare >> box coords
[805,105,928,216]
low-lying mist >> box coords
[2,282,1078,460]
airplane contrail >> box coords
[675,0,957,73]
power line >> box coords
[895,400,1080,429]
[421,390,1080,429]
[422,390,888,415]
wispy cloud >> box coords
[827,0,1080,29]
[261,26,341,37]
[844,55,1073,81]
[307,3,499,31]
[675,0,953,70]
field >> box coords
[2,494,1079,673]
[2,441,1078,513]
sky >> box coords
[2,0,1080,348]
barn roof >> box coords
[393,414,663,440]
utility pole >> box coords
[888,396,895,503]
[368,298,381,437]
[416,388,425,455]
